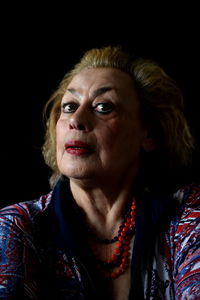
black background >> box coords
[1,3,200,207]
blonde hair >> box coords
[42,46,194,188]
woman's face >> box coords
[56,68,149,183]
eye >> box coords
[62,102,78,113]
[93,102,114,114]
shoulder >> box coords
[174,183,200,203]
[173,183,200,223]
[0,192,53,233]
[171,185,200,297]
[170,183,200,266]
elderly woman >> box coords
[0,46,199,300]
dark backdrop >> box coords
[1,4,199,207]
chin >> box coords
[60,168,95,180]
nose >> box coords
[69,106,92,132]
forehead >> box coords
[67,67,135,91]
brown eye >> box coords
[62,103,78,113]
[93,103,114,114]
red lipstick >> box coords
[65,140,93,156]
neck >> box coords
[69,175,137,239]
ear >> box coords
[142,132,155,152]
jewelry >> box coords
[88,199,136,279]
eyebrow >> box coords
[67,86,113,98]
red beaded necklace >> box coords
[88,199,136,279]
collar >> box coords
[49,176,87,258]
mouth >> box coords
[65,140,93,156]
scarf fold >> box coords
[130,191,179,299]
[48,176,178,299]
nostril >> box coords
[77,123,85,130]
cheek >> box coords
[56,121,66,154]
[97,121,120,147]
[96,122,132,160]
[105,120,144,153]
[56,123,61,148]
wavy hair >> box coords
[42,46,194,189]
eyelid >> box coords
[61,100,115,114]
[61,102,78,113]
[61,100,77,106]
[92,102,114,114]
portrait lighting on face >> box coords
[0,46,199,300]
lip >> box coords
[65,140,93,156]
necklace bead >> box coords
[88,198,136,279]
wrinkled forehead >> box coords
[66,67,137,98]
